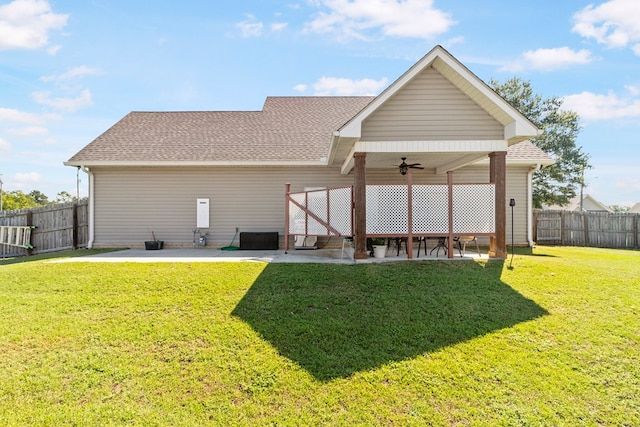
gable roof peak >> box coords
[336,45,539,143]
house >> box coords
[546,194,612,212]
[629,203,640,214]
[65,45,553,259]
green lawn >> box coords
[0,247,638,426]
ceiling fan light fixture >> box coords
[398,156,421,175]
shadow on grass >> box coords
[232,260,548,381]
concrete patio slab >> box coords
[50,247,484,264]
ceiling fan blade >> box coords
[409,165,424,170]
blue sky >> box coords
[1,0,639,207]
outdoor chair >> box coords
[416,236,447,257]
[388,237,408,256]
[454,236,481,257]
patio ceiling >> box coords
[361,151,489,174]
[336,139,508,175]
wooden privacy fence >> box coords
[0,200,88,257]
[534,209,640,249]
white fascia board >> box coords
[63,160,330,167]
[432,51,540,138]
[505,120,540,142]
[353,139,508,153]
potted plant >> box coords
[145,231,163,250]
[368,237,387,258]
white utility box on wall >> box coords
[196,198,210,228]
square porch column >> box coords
[353,152,368,259]
[489,151,507,258]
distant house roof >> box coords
[546,194,612,212]
[629,202,640,213]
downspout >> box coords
[527,164,541,247]
[81,166,94,249]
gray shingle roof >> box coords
[507,140,554,163]
[67,96,552,165]
[68,96,374,164]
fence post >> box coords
[634,214,639,249]
[560,211,565,246]
[583,211,590,247]
[72,202,78,250]
[25,211,34,255]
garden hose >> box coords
[220,228,240,251]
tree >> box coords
[609,205,630,213]
[1,190,40,211]
[29,190,49,205]
[490,77,591,208]
[56,191,75,203]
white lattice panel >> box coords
[328,187,353,235]
[288,193,307,234]
[452,184,495,233]
[366,185,408,234]
[288,187,352,236]
[412,185,449,234]
[306,190,328,235]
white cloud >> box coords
[14,171,42,185]
[625,85,640,96]
[236,15,263,38]
[562,90,640,121]
[312,76,388,95]
[32,88,92,112]
[305,0,455,41]
[271,22,288,32]
[40,66,100,83]
[0,137,11,154]
[502,47,593,72]
[293,83,308,92]
[0,0,68,51]
[0,107,43,124]
[7,126,48,136]
[572,0,640,55]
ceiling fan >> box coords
[398,157,424,175]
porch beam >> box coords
[489,151,507,258]
[340,140,507,174]
[435,153,491,175]
[354,139,507,153]
[353,152,368,260]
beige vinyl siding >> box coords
[361,67,503,141]
[92,164,531,248]
[93,166,356,247]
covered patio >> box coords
[285,46,539,259]
[285,149,504,260]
